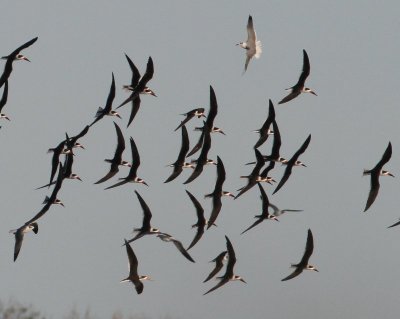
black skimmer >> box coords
[0,37,38,89]
[186,190,207,250]
[235,149,265,199]
[204,236,246,295]
[164,125,194,183]
[105,137,148,189]
[157,233,195,263]
[95,122,131,184]
[187,86,220,157]
[122,54,156,128]
[241,183,278,234]
[206,156,234,229]
[116,56,154,110]
[194,125,226,135]
[203,251,228,283]
[126,191,160,244]
[273,134,311,195]
[258,160,276,184]
[278,50,317,104]
[10,222,38,262]
[174,108,206,132]
[269,203,303,218]
[121,239,147,294]
[183,124,213,184]
[236,15,261,73]
[363,142,393,212]
[0,80,10,121]
[90,73,120,127]
[282,229,318,281]
[66,125,90,150]
[254,99,275,149]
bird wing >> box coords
[0,80,8,111]
[203,277,229,295]
[207,196,222,230]
[297,49,311,87]
[135,191,152,230]
[241,218,264,235]
[299,229,314,266]
[126,96,141,128]
[246,15,256,42]
[278,90,301,105]
[206,86,218,129]
[124,53,141,87]
[281,268,303,281]
[364,173,380,212]
[172,238,195,263]
[254,99,275,149]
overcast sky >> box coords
[1,1,400,318]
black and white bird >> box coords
[175,108,206,132]
[204,236,246,295]
[236,15,262,73]
[241,183,278,234]
[269,203,303,218]
[253,99,275,149]
[278,50,317,104]
[203,251,228,283]
[122,54,157,127]
[273,134,311,194]
[94,122,131,184]
[0,37,38,89]
[117,56,154,110]
[363,142,393,212]
[10,222,39,262]
[186,190,207,251]
[121,239,150,294]
[282,229,318,281]
[105,137,148,189]
[90,73,121,127]
[0,80,10,121]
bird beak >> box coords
[5,117,10,121]
[314,269,319,272]
[389,173,395,177]
[150,92,157,97]
[240,278,247,283]
[228,193,235,198]
[301,163,307,167]
[77,177,82,181]
[78,144,85,150]
[60,202,65,207]
[219,131,226,135]
[142,181,149,187]
[116,114,122,119]
[310,91,317,96]
[23,57,31,62]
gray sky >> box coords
[1,1,400,318]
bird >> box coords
[194,125,225,135]
[186,190,207,250]
[204,235,246,295]
[116,56,154,109]
[90,73,120,127]
[282,229,318,281]
[121,239,147,294]
[253,99,275,149]
[183,123,212,184]
[157,233,195,263]
[105,137,148,190]
[0,80,10,121]
[66,125,90,151]
[236,15,262,73]
[94,122,131,184]
[203,251,228,283]
[187,86,219,157]
[278,50,317,104]
[0,37,38,89]
[206,156,234,229]
[174,108,206,132]
[363,142,393,212]
[273,134,311,195]
[235,149,265,199]
[10,222,39,262]
[122,53,157,127]
[241,183,278,234]
[269,203,303,218]
[164,125,194,183]
[125,191,160,244]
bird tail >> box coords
[363,169,371,176]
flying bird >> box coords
[282,229,318,281]
[206,156,234,229]
[10,222,39,262]
[117,56,154,109]
[273,134,311,195]
[90,73,120,127]
[157,233,195,263]
[105,137,148,189]
[241,183,278,234]
[253,99,275,149]
[122,53,156,127]
[186,190,207,250]
[363,142,393,212]
[236,15,262,73]
[125,191,160,244]
[164,125,194,183]
[174,108,206,132]
[203,251,228,283]
[204,236,246,295]
[0,37,38,89]
[269,203,303,218]
[94,122,131,184]
[121,239,148,294]
[278,50,317,104]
